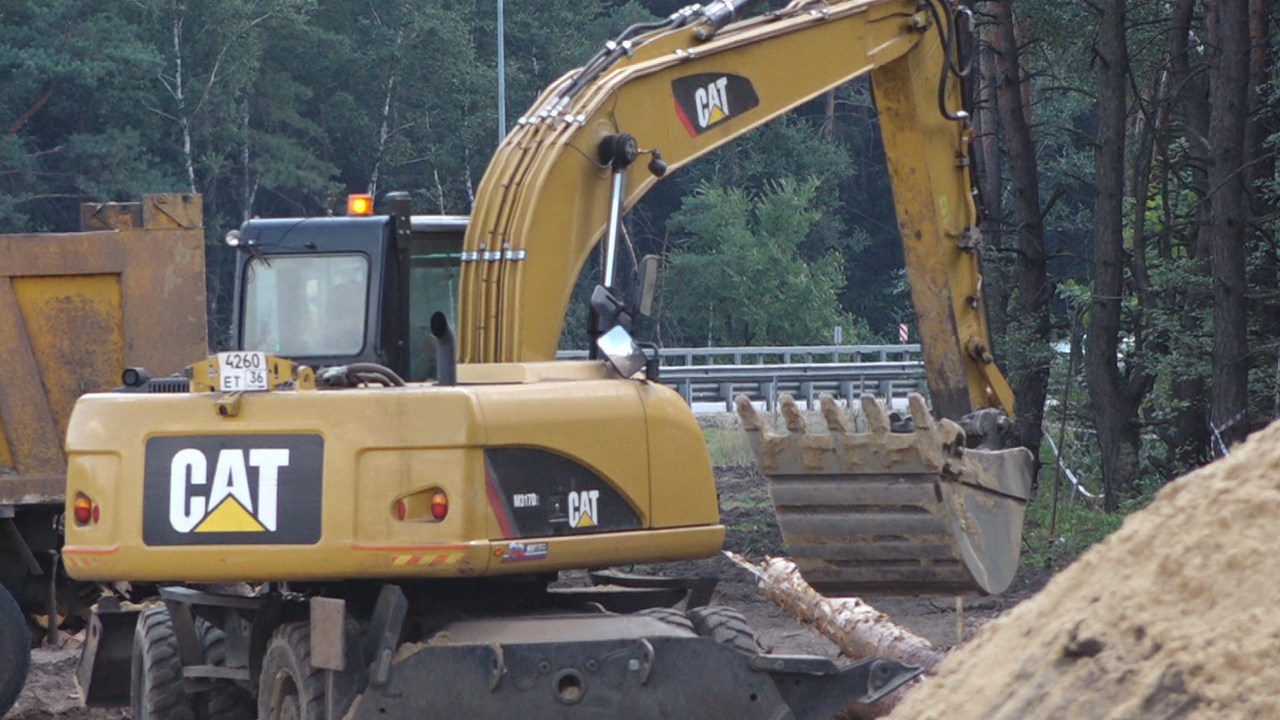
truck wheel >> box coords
[132,607,196,720]
[259,622,325,720]
[0,584,31,718]
[689,606,760,654]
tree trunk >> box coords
[1205,0,1252,451]
[821,90,837,143]
[1246,0,1278,359]
[369,30,405,199]
[1085,0,1143,511]
[1164,0,1212,468]
[725,553,941,719]
[240,100,257,223]
[988,1,1050,463]
[171,16,198,195]
[726,554,944,670]
[972,18,1007,345]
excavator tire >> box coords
[637,607,696,634]
[132,607,194,720]
[200,621,254,720]
[739,393,1034,597]
[259,622,325,720]
[0,584,30,718]
[689,606,759,654]
[131,606,253,720]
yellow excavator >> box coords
[64,1,1033,718]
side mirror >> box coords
[597,325,647,378]
[634,255,660,318]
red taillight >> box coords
[73,493,95,526]
[430,491,448,521]
[394,488,448,522]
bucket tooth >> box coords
[907,393,932,430]
[738,392,1034,597]
[737,389,803,468]
[780,394,808,434]
[859,395,891,436]
[735,394,766,432]
[819,395,851,434]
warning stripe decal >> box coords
[389,552,464,567]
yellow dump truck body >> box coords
[0,194,207,507]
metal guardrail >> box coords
[559,344,921,365]
[558,345,926,411]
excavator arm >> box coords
[459,0,1010,419]
[460,0,1034,596]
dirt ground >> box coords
[887,418,1280,719]
[10,644,122,720]
[9,464,1044,719]
[664,465,1046,658]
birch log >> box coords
[724,552,944,671]
[726,553,946,717]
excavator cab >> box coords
[227,198,466,381]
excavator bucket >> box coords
[737,393,1034,597]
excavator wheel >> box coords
[0,584,30,718]
[131,606,253,720]
[689,606,759,654]
[739,393,1034,597]
[636,607,696,634]
[201,620,254,720]
[132,607,195,720]
[259,622,325,720]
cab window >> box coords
[408,250,461,380]
[242,253,370,357]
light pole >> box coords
[497,0,507,142]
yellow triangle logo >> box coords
[708,106,728,125]
[195,497,266,533]
[574,511,596,529]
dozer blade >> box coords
[737,393,1033,597]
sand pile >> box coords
[886,419,1280,720]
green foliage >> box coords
[0,1,1274,482]
[700,425,754,467]
[656,177,870,347]
[1027,350,1133,570]
[0,1,168,228]
[0,3,926,350]
[1020,482,1126,570]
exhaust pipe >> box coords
[431,312,456,386]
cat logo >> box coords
[672,73,760,137]
[696,77,731,128]
[144,435,323,546]
[568,490,600,529]
[169,448,288,533]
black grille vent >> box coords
[144,377,191,393]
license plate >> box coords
[217,351,269,392]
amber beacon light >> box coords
[347,193,374,216]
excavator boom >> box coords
[459,0,1033,595]
[460,0,1009,416]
